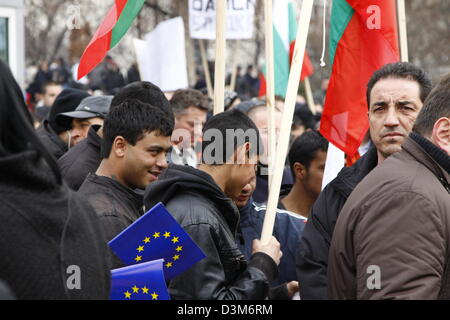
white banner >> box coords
[321,142,345,190]
[189,0,256,40]
[134,17,188,92]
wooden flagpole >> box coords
[397,0,409,62]
[261,0,314,244]
[214,0,227,115]
[304,77,316,115]
[199,39,214,99]
[264,0,276,188]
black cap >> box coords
[48,88,90,134]
[55,95,113,129]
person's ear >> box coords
[432,117,450,155]
[293,162,307,181]
[233,142,251,165]
[112,136,127,158]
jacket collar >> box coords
[403,134,450,193]
[332,145,378,197]
[42,119,68,153]
[86,173,144,212]
[87,125,102,150]
[145,164,240,234]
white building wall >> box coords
[0,0,25,88]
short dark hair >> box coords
[413,73,450,137]
[170,89,210,117]
[288,130,328,176]
[101,99,174,158]
[366,62,432,107]
[41,81,61,94]
[111,81,174,122]
[201,109,263,164]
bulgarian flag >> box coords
[77,0,145,80]
[320,0,400,156]
[259,0,314,98]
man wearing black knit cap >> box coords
[36,88,90,159]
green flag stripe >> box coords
[111,0,145,48]
[273,25,290,97]
[329,0,354,65]
[287,1,297,43]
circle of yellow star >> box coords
[135,255,142,262]
[151,292,159,300]
[163,232,171,238]
[171,237,179,244]
[124,291,131,299]
[153,232,160,239]
[132,285,139,293]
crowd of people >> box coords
[0,56,449,300]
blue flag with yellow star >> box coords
[109,202,206,280]
[110,259,170,300]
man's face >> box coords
[174,106,207,147]
[43,84,63,107]
[123,131,172,190]
[369,78,423,161]
[69,117,104,147]
[301,150,327,199]
[235,176,257,208]
[226,150,258,203]
[249,107,282,165]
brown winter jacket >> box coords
[328,134,450,300]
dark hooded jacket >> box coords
[35,119,68,160]
[144,164,278,300]
[58,125,102,190]
[0,61,111,300]
[296,146,378,299]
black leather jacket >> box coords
[144,164,278,300]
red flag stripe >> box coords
[77,0,128,80]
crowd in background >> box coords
[0,56,449,300]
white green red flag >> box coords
[320,0,400,156]
[259,0,314,98]
[77,0,145,80]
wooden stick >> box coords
[397,0,409,62]
[229,40,241,92]
[304,77,316,115]
[199,39,214,99]
[261,0,314,244]
[264,0,276,188]
[214,0,226,115]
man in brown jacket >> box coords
[328,74,450,299]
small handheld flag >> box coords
[110,259,170,300]
[109,202,206,280]
[77,0,145,80]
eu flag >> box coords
[109,202,206,280]
[110,259,170,300]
